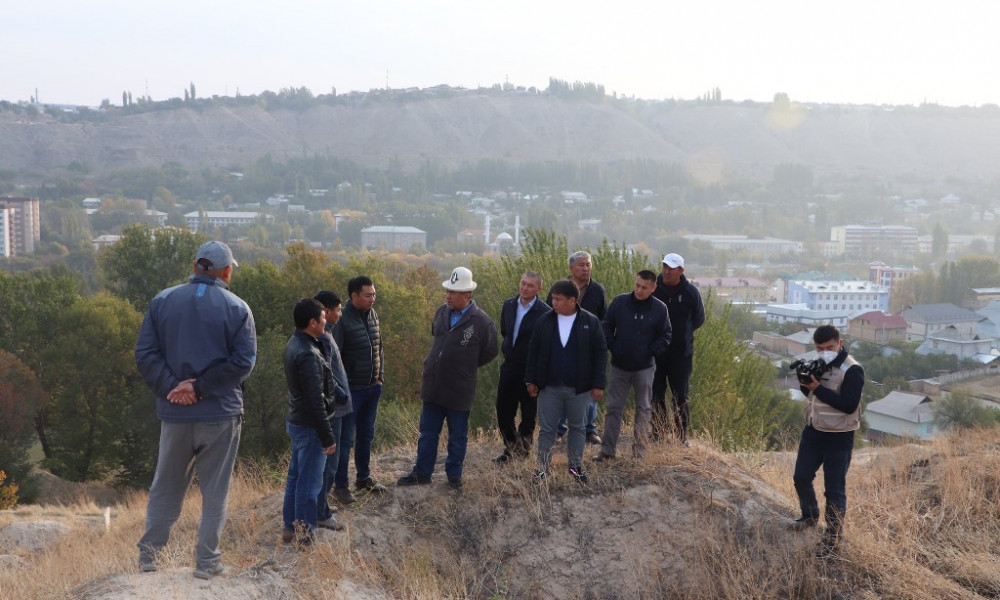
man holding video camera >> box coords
[791,325,864,556]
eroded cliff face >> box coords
[4,97,999,183]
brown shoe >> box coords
[586,432,602,445]
[333,486,357,504]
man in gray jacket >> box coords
[397,267,498,489]
[135,241,256,579]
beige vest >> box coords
[804,355,862,433]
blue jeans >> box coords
[793,425,854,536]
[335,384,382,487]
[282,422,327,533]
[413,401,470,479]
[316,416,345,522]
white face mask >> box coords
[818,350,839,364]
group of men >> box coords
[133,240,861,577]
[492,251,705,483]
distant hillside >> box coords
[3,94,1000,184]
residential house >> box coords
[765,304,850,329]
[849,311,908,344]
[866,391,936,442]
[914,326,995,360]
[900,303,984,342]
[964,288,1000,310]
[751,328,814,357]
[692,277,769,305]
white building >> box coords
[185,211,261,230]
[786,279,890,314]
[683,234,803,257]
[0,206,12,258]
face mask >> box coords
[818,350,839,364]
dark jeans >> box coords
[652,353,693,440]
[316,415,345,521]
[496,362,537,453]
[792,425,854,536]
[335,384,382,488]
[413,401,470,479]
[282,422,326,532]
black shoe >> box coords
[532,469,547,483]
[586,433,602,445]
[592,452,615,463]
[790,516,818,531]
[492,450,512,464]
[397,472,432,486]
[355,478,388,494]
[447,476,463,490]
[568,468,588,484]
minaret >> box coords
[515,214,521,245]
[484,213,491,244]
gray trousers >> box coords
[601,365,655,458]
[138,417,241,569]
[536,386,591,472]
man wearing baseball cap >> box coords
[397,267,498,489]
[651,253,705,446]
[135,240,256,578]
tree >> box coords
[933,390,1000,431]
[0,350,46,502]
[97,224,205,311]
[37,293,146,481]
[931,223,948,260]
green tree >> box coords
[933,390,1000,430]
[931,223,948,260]
[38,293,146,481]
[97,224,205,311]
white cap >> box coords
[443,266,477,292]
[662,253,684,269]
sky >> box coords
[5,1,999,108]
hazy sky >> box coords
[5,1,997,107]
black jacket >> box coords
[652,274,705,358]
[420,301,499,411]
[547,278,607,321]
[499,295,551,368]
[603,292,672,371]
[332,301,384,389]
[284,330,337,447]
[524,308,607,394]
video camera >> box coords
[788,357,829,385]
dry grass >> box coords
[5,427,1000,599]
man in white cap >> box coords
[135,240,257,578]
[651,253,705,445]
[397,267,498,489]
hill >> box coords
[3,429,1000,599]
[4,94,1000,184]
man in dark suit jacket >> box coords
[493,271,551,463]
